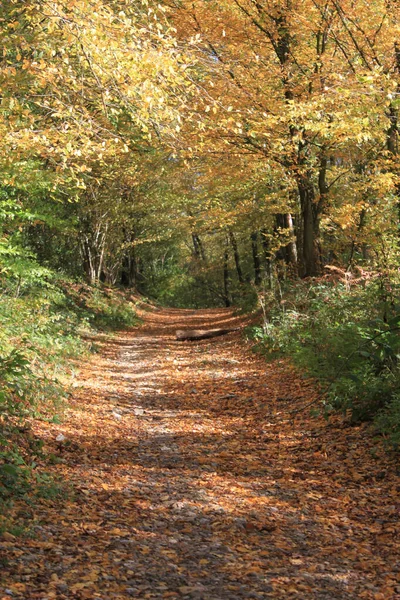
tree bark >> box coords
[387,42,400,225]
[261,228,274,289]
[192,233,206,261]
[223,247,231,307]
[251,231,262,286]
[387,42,400,155]
[297,169,321,277]
[228,230,244,284]
[285,212,298,267]
[275,213,298,269]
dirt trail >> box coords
[1,307,400,599]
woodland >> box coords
[1,1,400,598]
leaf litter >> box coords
[1,306,399,600]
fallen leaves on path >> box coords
[1,307,399,599]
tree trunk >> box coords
[176,328,238,341]
[387,42,400,224]
[120,228,140,288]
[251,231,262,286]
[298,173,320,277]
[387,42,400,155]
[223,247,231,307]
[81,238,95,284]
[275,213,298,270]
[79,219,108,284]
[285,213,298,267]
[261,228,274,289]
[192,233,206,261]
[121,251,137,287]
[228,230,244,284]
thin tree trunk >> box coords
[228,230,244,284]
[223,247,231,307]
[192,233,206,261]
[129,245,139,287]
[387,42,400,224]
[275,213,298,270]
[81,237,96,284]
[261,228,274,289]
[96,226,107,282]
[198,236,206,262]
[285,213,298,268]
[192,233,201,259]
[251,231,262,286]
[387,42,400,155]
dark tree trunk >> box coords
[251,231,262,286]
[192,233,201,259]
[198,236,206,262]
[223,247,231,307]
[387,42,400,224]
[275,214,286,263]
[387,42,400,155]
[121,250,139,287]
[192,233,206,261]
[228,230,244,284]
[261,228,274,289]
[275,213,298,269]
[387,104,399,155]
[297,170,321,277]
[316,153,328,269]
[120,228,140,288]
[299,183,318,277]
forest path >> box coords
[2,306,400,599]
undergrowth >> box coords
[252,278,400,449]
[0,258,138,523]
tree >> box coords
[167,0,400,278]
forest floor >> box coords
[1,306,400,600]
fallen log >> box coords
[176,328,238,341]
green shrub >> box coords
[63,285,138,330]
[252,279,400,447]
[375,394,400,450]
